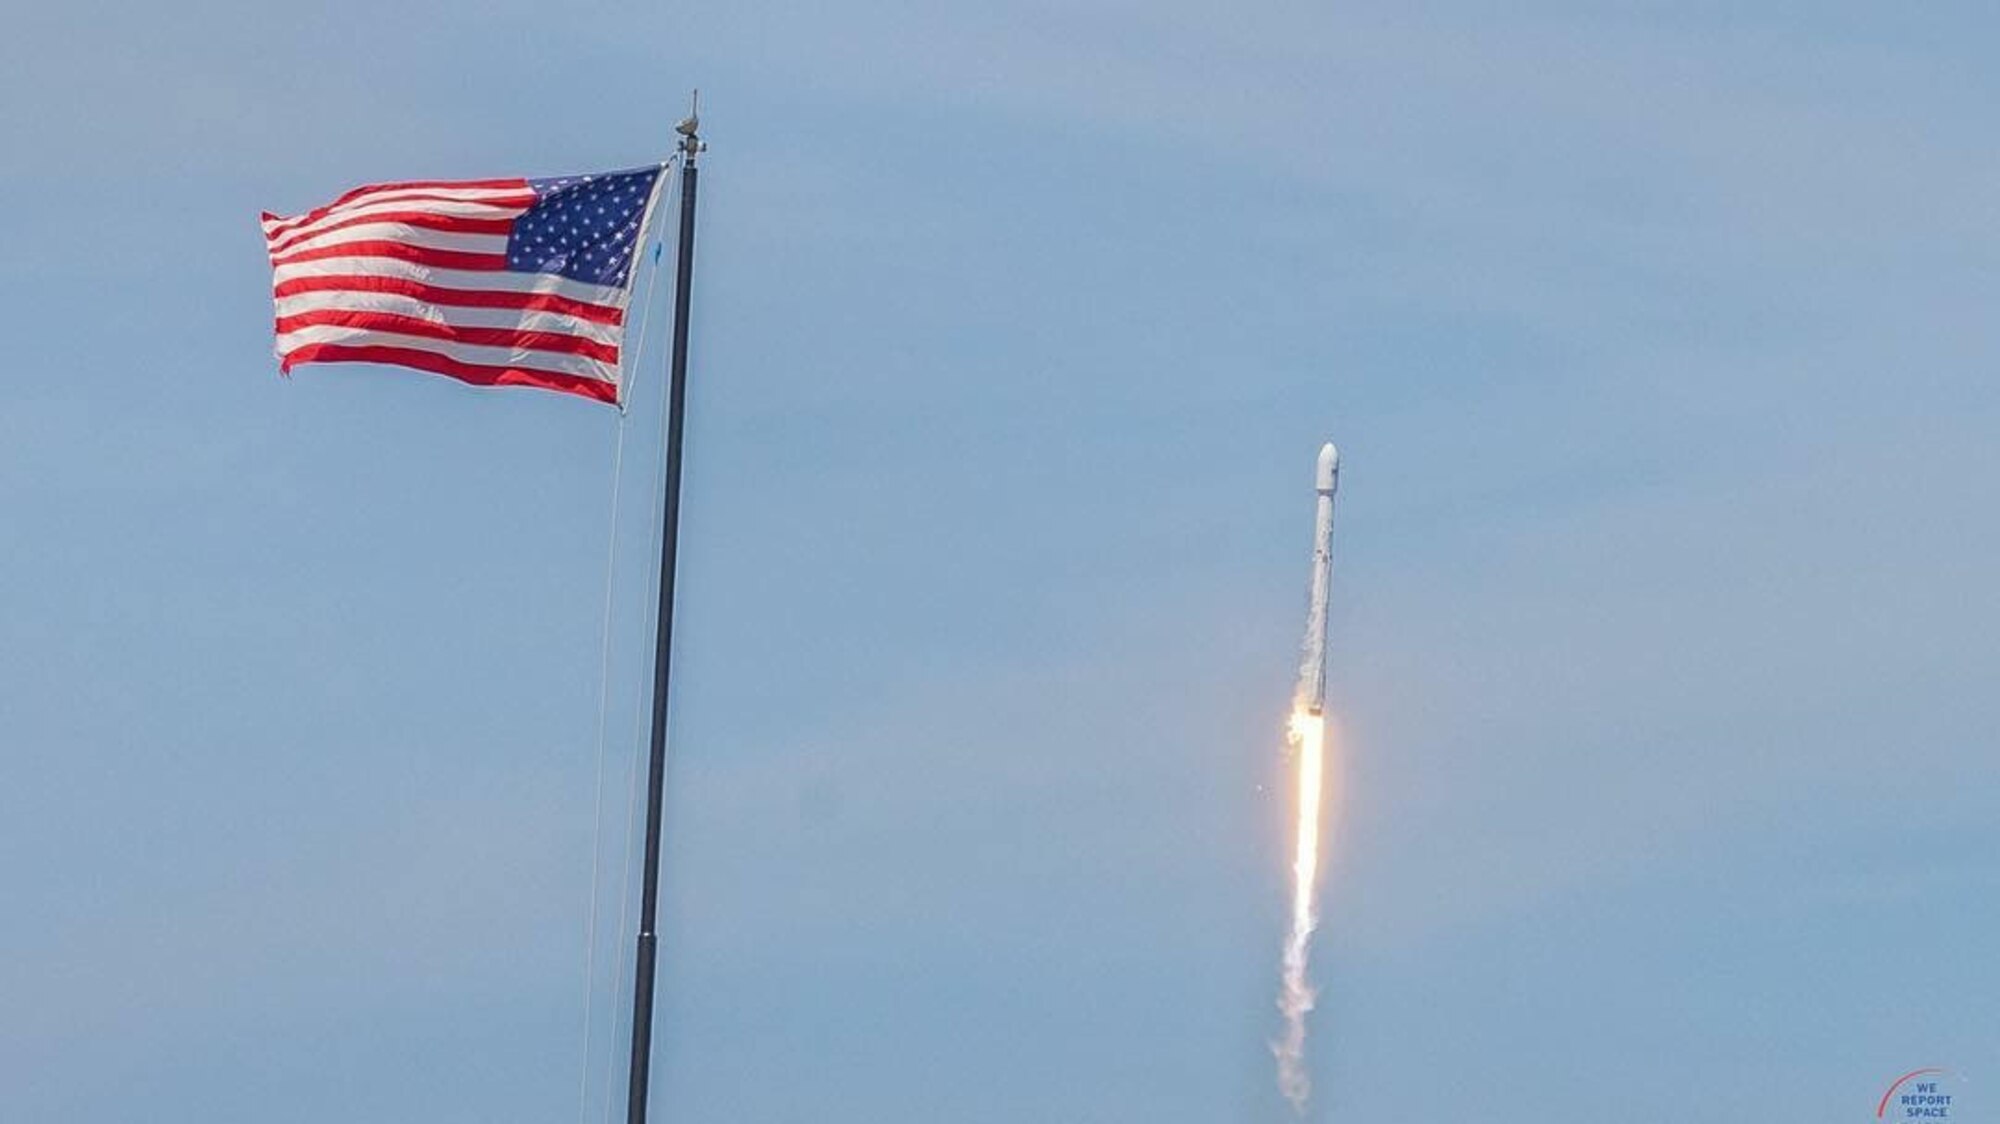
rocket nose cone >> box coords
[1316,442,1339,492]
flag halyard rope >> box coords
[576,159,674,1124]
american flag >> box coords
[261,165,666,405]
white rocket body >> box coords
[1296,442,1339,715]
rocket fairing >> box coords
[1295,442,1340,716]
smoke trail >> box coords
[1274,707,1327,1113]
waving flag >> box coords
[262,165,666,405]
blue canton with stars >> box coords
[505,166,661,288]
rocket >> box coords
[1295,442,1340,716]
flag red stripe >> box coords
[268,240,509,271]
[274,309,620,363]
[271,274,624,325]
[265,210,518,256]
[261,187,535,239]
[323,177,530,208]
[280,342,618,404]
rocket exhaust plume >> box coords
[1277,709,1326,1111]
[1275,442,1339,1114]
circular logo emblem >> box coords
[1878,1068,1966,1121]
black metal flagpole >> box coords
[626,100,703,1124]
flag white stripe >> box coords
[270,226,512,263]
[265,199,530,252]
[276,324,617,383]
[274,290,622,348]
[271,257,630,309]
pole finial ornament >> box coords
[675,90,705,165]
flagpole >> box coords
[627,98,703,1124]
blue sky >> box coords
[4,2,1997,1121]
